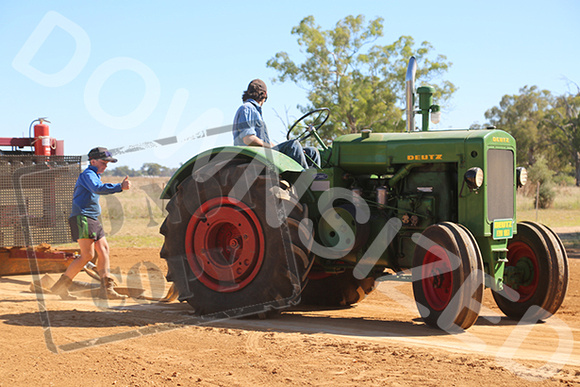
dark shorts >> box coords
[69,215,105,241]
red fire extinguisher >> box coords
[33,118,52,156]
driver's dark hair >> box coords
[242,79,267,102]
[242,89,266,102]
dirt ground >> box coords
[1,246,580,386]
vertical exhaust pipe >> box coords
[406,56,417,132]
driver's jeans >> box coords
[274,140,320,169]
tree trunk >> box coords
[575,151,580,187]
[346,112,357,134]
[528,146,535,166]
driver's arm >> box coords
[243,135,273,148]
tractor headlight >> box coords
[430,105,441,124]
[516,167,528,188]
[464,167,484,190]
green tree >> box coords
[140,163,178,177]
[108,165,141,177]
[141,163,164,176]
[267,15,455,142]
[484,86,553,167]
[527,156,556,208]
[543,89,580,186]
[484,86,580,186]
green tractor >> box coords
[159,57,568,330]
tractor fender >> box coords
[160,146,303,199]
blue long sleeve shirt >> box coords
[70,165,122,219]
[232,99,270,145]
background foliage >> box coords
[484,86,580,190]
[104,163,178,178]
[267,15,455,143]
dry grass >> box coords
[517,186,580,228]
[98,177,169,248]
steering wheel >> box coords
[286,108,330,142]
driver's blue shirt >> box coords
[232,99,270,145]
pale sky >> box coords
[1,0,578,168]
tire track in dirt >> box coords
[207,278,580,373]
[214,310,579,367]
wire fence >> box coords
[0,155,80,246]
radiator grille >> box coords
[0,155,81,246]
[487,149,514,221]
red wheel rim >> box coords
[506,241,539,302]
[185,197,264,292]
[421,245,454,311]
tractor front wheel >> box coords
[412,222,484,331]
[492,221,568,321]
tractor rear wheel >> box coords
[412,222,484,331]
[492,221,568,321]
[159,159,314,317]
[300,269,376,306]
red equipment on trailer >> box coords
[0,119,81,276]
[0,118,66,156]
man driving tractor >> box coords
[232,79,320,168]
